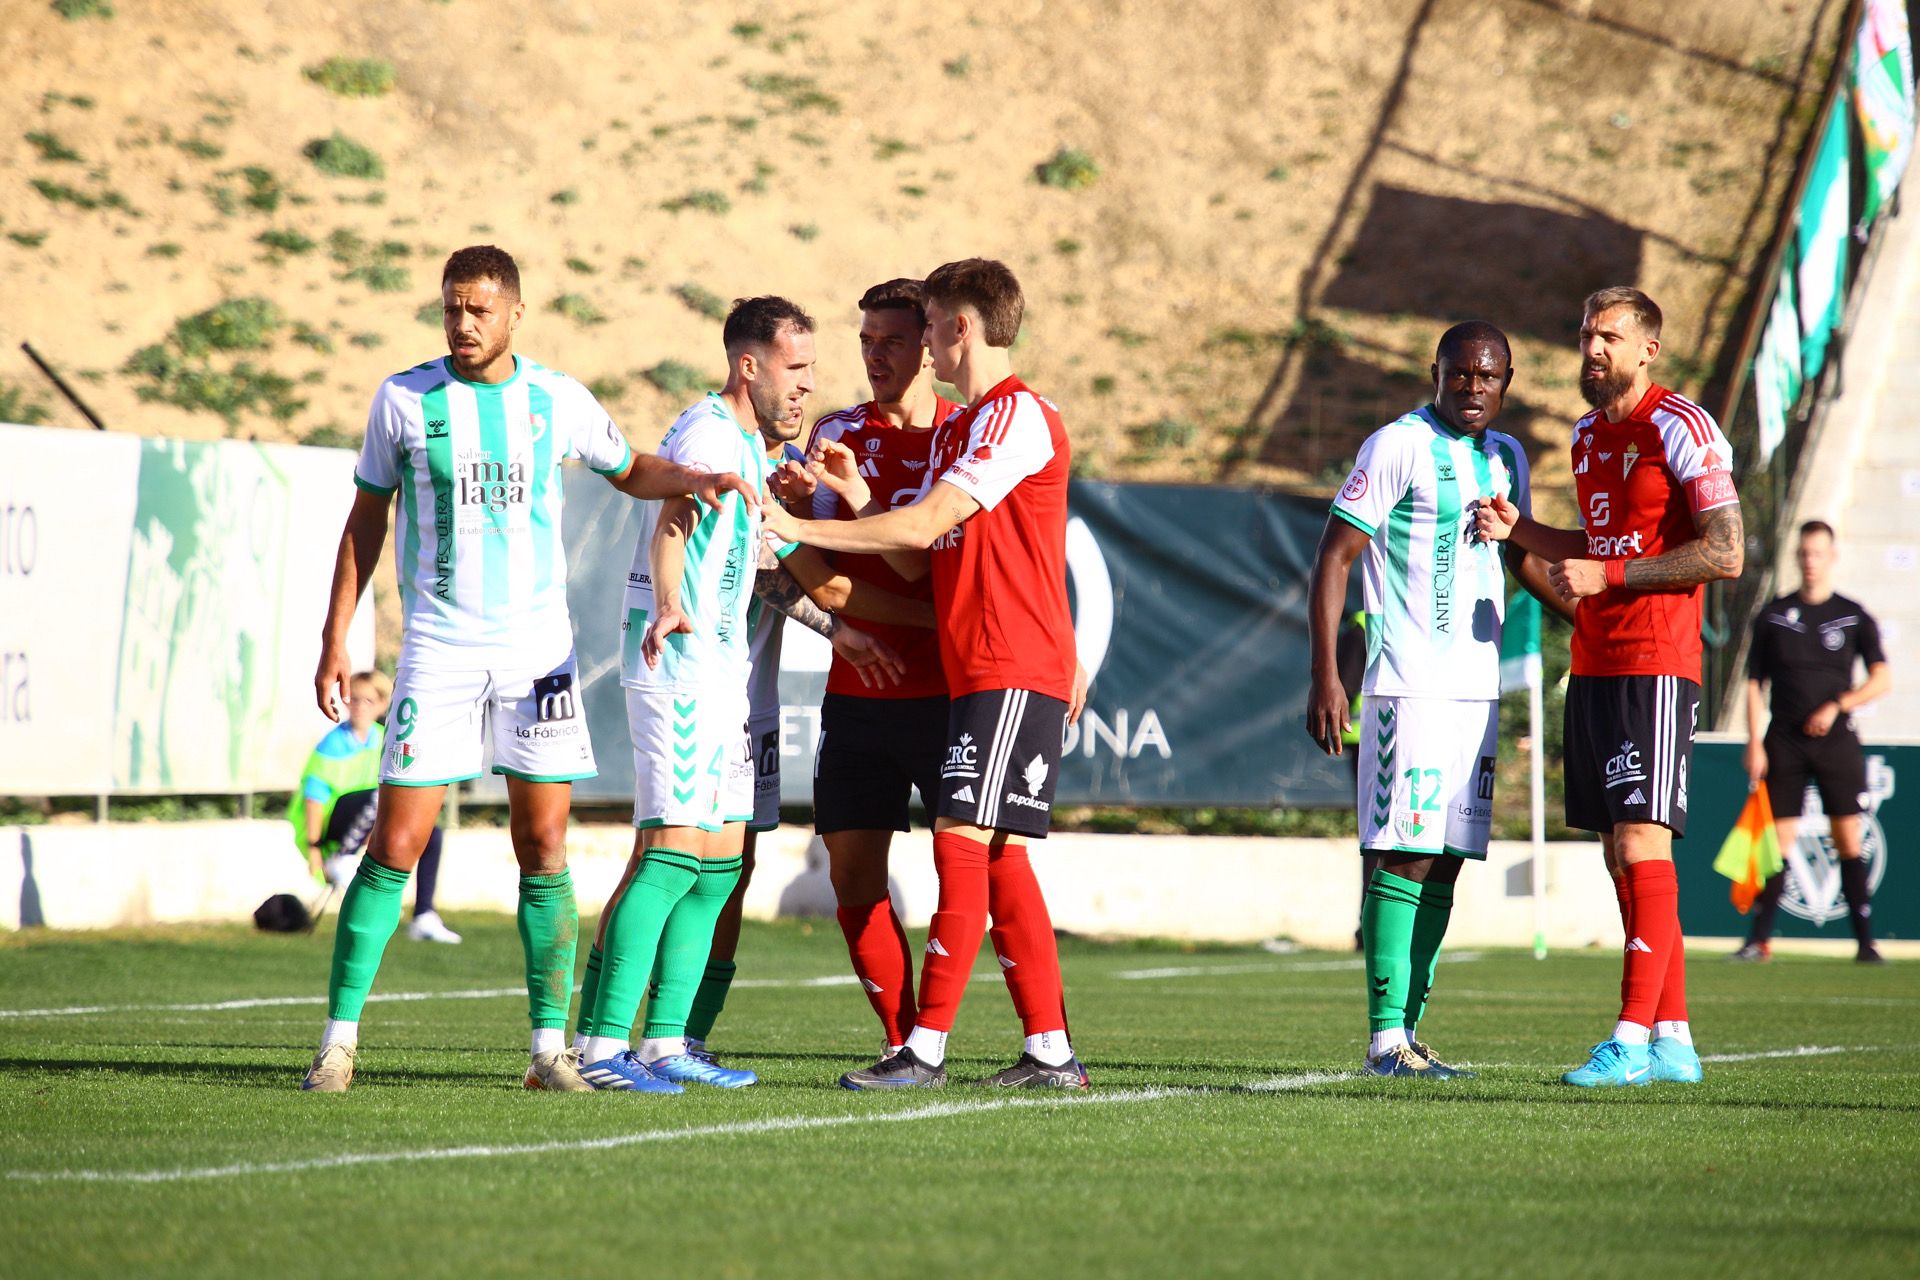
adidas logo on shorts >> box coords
[1625,788,1647,806]
[951,784,976,804]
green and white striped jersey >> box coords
[621,395,791,693]
[1330,406,1531,700]
[354,355,632,669]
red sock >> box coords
[836,898,918,1046]
[1653,889,1690,1027]
[986,843,1067,1036]
[1612,873,1630,935]
[1619,860,1680,1030]
[914,832,990,1033]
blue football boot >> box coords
[647,1053,758,1088]
[579,1050,685,1094]
[1562,1038,1652,1088]
[1363,1044,1440,1077]
[1647,1037,1704,1083]
[1410,1040,1477,1079]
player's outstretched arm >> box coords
[780,544,937,629]
[314,488,391,720]
[752,543,906,686]
[1476,494,1587,562]
[641,497,698,669]
[761,480,977,578]
[607,453,759,513]
[1305,516,1369,756]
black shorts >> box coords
[935,688,1069,839]
[1564,674,1700,837]
[813,693,949,835]
[1765,726,1866,818]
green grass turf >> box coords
[1,916,1915,1278]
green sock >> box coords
[572,944,603,1039]
[1404,878,1456,1035]
[517,871,579,1031]
[579,849,701,1040]
[327,858,410,1021]
[643,855,745,1041]
[1362,869,1421,1033]
[685,958,738,1042]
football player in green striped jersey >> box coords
[300,246,754,1094]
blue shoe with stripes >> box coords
[647,1053,758,1088]
[579,1051,685,1094]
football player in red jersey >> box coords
[1479,286,1743,1088]
[763,258,1089,1089]
[787,279,959,1058]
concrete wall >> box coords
[2,820,1624,949]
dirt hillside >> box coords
[1,0,1844,504]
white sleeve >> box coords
[565,383,632,476]
[936,394,1053,511]
[1656,398,1739,514]
[353,383,404,494]
[659,413,736,475]
[1329,425,1414,537]
[1488,433,1532,519]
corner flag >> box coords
[1499,590,1542,693]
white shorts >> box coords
[1356,694,1496,860]
[628,686,753,833]
[748,710,780,833]
[383,651,595,786]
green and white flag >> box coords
[1853,0,1915,225]
[1499,589,1541,694]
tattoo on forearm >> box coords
[755,564,838,638]
[1623,505,1744,589]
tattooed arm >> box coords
[1545,503,1744,600]
[754,541,908,686]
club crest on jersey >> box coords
[1621,442,1640,477]
[528,412,549,442]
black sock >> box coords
[1749,871,1786,945]
[1838,857,1874,948]
[413,827,443,918]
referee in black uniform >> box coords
[1738,521,1893,963]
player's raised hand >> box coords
[808,439,873,511]
[641,602,694,670]
[1305,670,1349,756]
[1547,558,1608,601]
[314,641,351,721]
[692,469,760,514]
[831,623,907,688]
[1474,493,1521,543]
[760,501,800,543]
[768,459,817,506]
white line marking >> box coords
[1698,1044,1852,1064]
[4,1074,1343,1185]
[1115,952,1484,981]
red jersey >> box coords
[806,399,955,700]
[924,376,1076,700]
[1569,384,1739,680]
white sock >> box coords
[1025,1030,1073,1067]
[1368,1027,1409,1059]
[582,1035,628,1065]
[639,1036,686,1063]
[1653,1020,1693,1046]
[320,1019,358,1052]
[531,1027,564,1057]
[904,1026,947,1066]
[571,1032,589,1055]
[1612,1020,1651,1047]
[887,1045,905,1056]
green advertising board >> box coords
[1680,737,1912,941]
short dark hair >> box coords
[442,245,520,300]
[924,258,1024,347]
[723,295,815,355]
[859,277,928,329]
[1583,285,1662,339]
[1799,519,1836,541]
[1435,320,1512,369]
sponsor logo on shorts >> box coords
[1676,756,1688,812]
[1604,739,1645,790]
[1004,791,1051,812]
[1023,754,1049,797]
[1625,787,1647,807]
[1477,754,1495,801]
[942,732,980,779]
[535,673,577,723]
[951,784,976,804]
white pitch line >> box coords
[1115,951,1485,981]
[2,1074,1334,1186]
[1699,1044,1852,1064]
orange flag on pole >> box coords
[1712,782,1785,913]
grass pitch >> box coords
[1,917,1915,1278]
